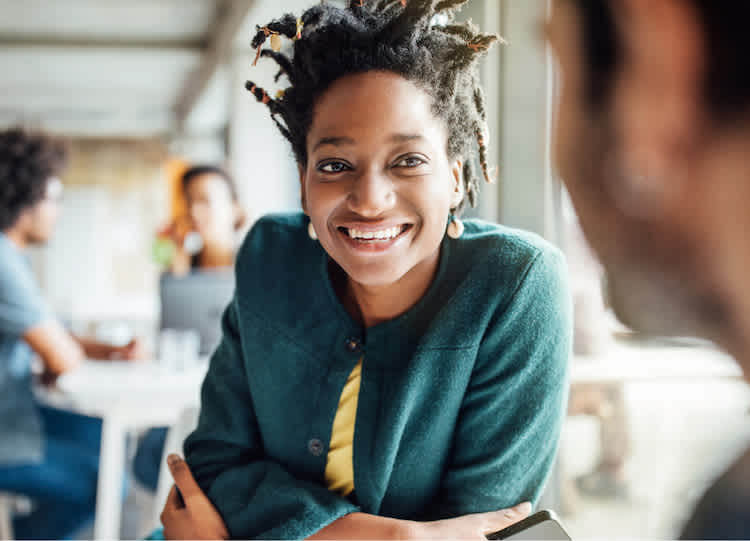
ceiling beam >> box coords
[173,0,255,133]
[0,37,204,51]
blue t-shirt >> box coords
[0,233,51,465]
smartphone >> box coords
[487,510,571,540]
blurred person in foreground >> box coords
[0,127,145,539]
[546,1,750,538]
[134,165,246,492]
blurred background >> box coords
[1,0,749,539]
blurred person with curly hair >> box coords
[0,126,146,539]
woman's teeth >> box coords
[347,226,402,240]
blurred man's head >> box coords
[0,127,67,245]
[547,1,750,355]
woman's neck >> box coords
[336,248,441,328]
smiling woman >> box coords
[303,71,463,317]
[156,1,572,540]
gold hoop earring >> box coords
[308,221,318,240]
[447,214,464,239]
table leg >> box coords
[0,493,14,540]
[94,414,126,540]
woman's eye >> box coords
[395,156,426,168]
[318,161,350,173]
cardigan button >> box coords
[308,438,324,456]
[345,338,362,353]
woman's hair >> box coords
[0,127,68,231]
[246,0,498,212]
[181,165,239,202]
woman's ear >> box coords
[450,160,465,209]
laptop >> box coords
[159,270,235,356]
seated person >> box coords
[158,165,246,277]
[0,127,145,540]
[157,2,571,539]
[133,165,245,492]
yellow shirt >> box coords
[324,359,362,496]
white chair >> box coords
[0,493,13,540]
[150,407,200,530]
[0,492,32,540]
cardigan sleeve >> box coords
[183,298,358,539]
[426,247,572,518]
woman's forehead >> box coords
[308,71,449,149]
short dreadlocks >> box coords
[246,0,498,212]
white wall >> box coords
[496,0,560,241]
[35,186,112,316]
[228,50,301,220]
[29,183,163,334]
[226,0,318,220]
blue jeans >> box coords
[0,406,102,540]
[133,427,167,492]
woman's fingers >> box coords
[501,501,532,521]
[423,501,534,539]
[161,485,184,531]
[482,502,532,535]
[164,485,181,510]
[123,338,149,361]
[167,454,203,503]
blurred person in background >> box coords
[546,1,750,537]
[134,164,246,492]
[0,127,145,539]
[155,165,246,277]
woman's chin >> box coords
[337,261,409,290]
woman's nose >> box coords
[347,169,395,217]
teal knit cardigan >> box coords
[183,213,572,539]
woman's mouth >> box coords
[336,224,413,253]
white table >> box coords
[571,338,743,384]
[32,342,744,539]
[35,360,206,540]
[541,339,745,513]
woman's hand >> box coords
[161,454,230,540]
[110,338,149,361]
[308,502,532,539]
[158,452,530,540]
[416,502,532,539]
[155,220,193,276]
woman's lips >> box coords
[336,223,413,253]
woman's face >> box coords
[301,70,462,288]
[185,173,237,243]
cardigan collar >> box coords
[316,235,456,366]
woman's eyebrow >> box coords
[312,136,356,152]
[389,133,424,144]
[312,133,425,152]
